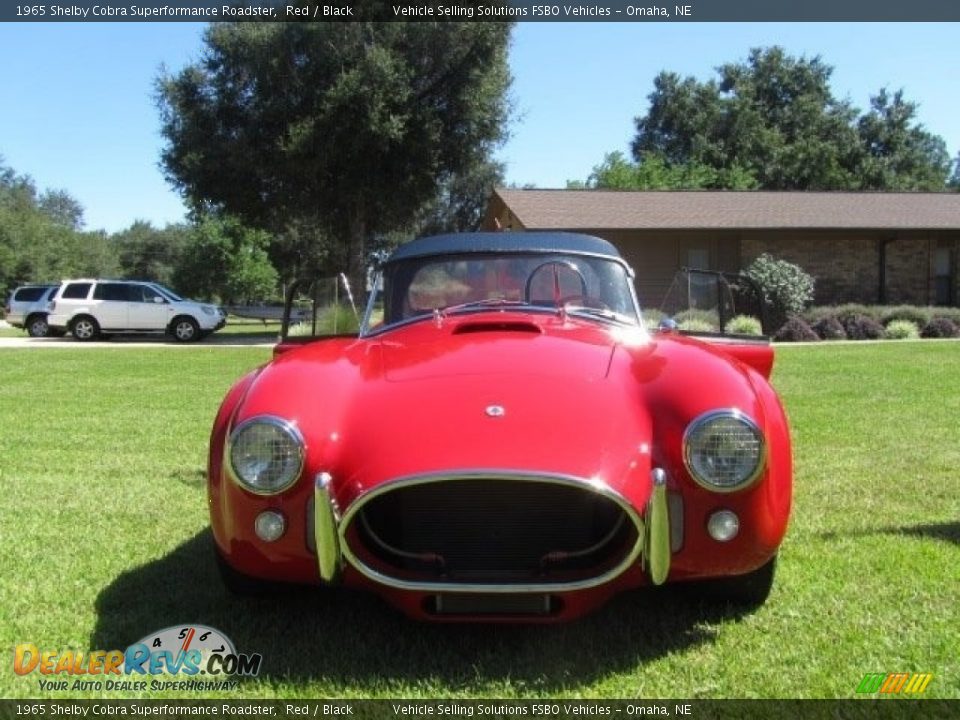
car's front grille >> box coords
[343,475,641,589]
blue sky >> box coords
[1,22,958,233]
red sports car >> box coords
[208,232,791,621]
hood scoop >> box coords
[382,330,614,382]
[452,320,542,336]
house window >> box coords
[687,247,710,270]
[934,246,953,305]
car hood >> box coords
[336,319,656,503]
[380,317,617,382]
[241,318,766,509]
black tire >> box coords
[215,549,279,596]
[698,555,777,608]
[70,316,100,342]
[171,316,200,343]
[26,314,50,338]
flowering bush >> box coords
[745,254,815,329]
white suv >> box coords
[47,279,226,342]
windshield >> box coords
[363,252,639,334]
[149,283,184,302]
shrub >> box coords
[641,308,666,328]
[920,317,960,338]
[833,303,882,324]
[802,306,840,325]
[745,254,815,329]
[842,314,885,340]
[884,319,920,340]
[931,307,960,325]
[773,317,819,342]
[812,316,846,340]
[880,305,932,327]
[679,318,717,333]
[675,308,720,328]
[726,314,763,336]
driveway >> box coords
[0,334,275,348]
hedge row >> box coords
[802,304,960,327]
[775,304,960,342]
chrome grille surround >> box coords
[339,470,645,594]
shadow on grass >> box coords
[92,530,751,691]
[889,521,960,547]
[820,521,960,548]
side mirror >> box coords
[153,296,166,304]
[657,317,678,333]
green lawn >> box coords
[0,342,957,699]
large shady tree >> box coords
[618,47,953,191]
[157,21,512,292]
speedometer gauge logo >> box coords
[136,625,236,656]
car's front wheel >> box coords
[700,554,777,608]
[70,316,100,342]
[26,314,50,337]
[171,316,200,343]
[215,549,279,596]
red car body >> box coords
[208,233,791,621]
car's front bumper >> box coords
[307,468,672,621]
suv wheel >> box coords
[172,316,200,342]
[26,314,50,338]
[70,316,100,342]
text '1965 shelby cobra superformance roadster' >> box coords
[208,232,791,621]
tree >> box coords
[856,89,952,190]
[112,220,189,285]
[0,158,116,296]
[157,21,512,292]
[173,215,278,304]
[415,158,505,236]
[626,47,952,191]
[39,189,85,230]
[568,151,756,190]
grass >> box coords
[0,342,958,700]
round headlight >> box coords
[683,410,765,492]
[228,416,304,494]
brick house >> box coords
[482,189,960,309]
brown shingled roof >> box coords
[494,188,960,230]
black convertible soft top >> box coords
[385,232,623,264]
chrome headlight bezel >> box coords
[682,409,766,493]
[227,415,305,495]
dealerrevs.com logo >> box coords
[856,672,934,695]
[14,625,262,692]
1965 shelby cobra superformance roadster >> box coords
[208,232,791,621]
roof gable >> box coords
[493,189,960,230]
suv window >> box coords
[13,287,49,302]
[62,283,93,300]
[93,283,132,302]
[138,285,167,304]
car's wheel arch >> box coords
[25,313,50,336]
[69,314,100,340]
[169,314,201,341]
